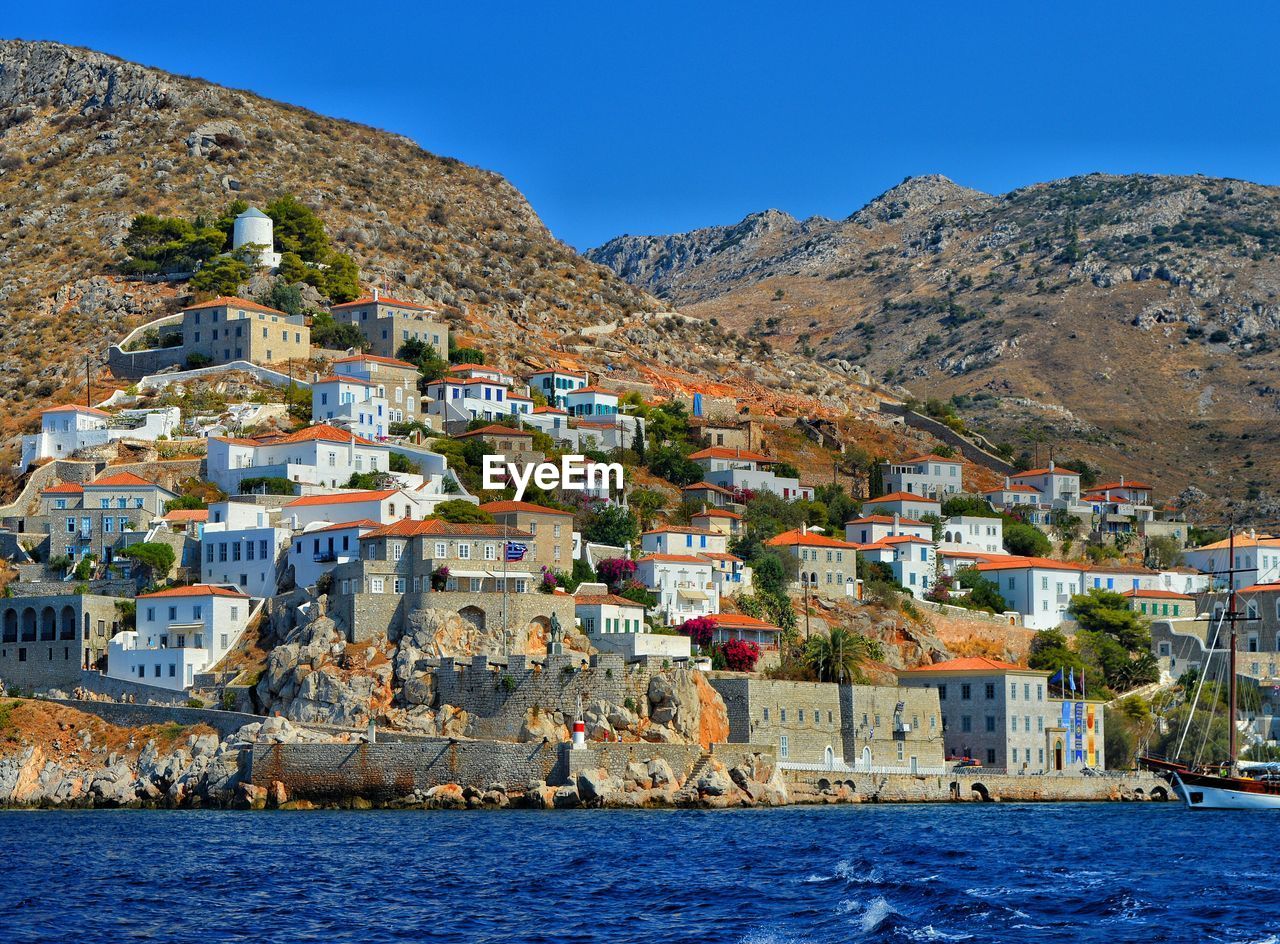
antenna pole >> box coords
[1228,526,1238,770]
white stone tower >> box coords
[232,207,282,270]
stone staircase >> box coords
[675,750,715,801]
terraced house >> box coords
[329,291,448,360]
[38,472,177,564]
[766,526,858,599]
[180,296,309,367]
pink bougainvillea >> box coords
[721,638,761,672]
[678,616,717,649]
[596,557,636,590]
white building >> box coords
[289,519,379,591]
[279,488,433,530]
[200,501,292,598]
[846,514,934,546]
[527,369,587,409]
[232,207,282,269]
[975,557,1086,630]
[856,535,937,599]
[640,526,729,557]
[423,377,534,425]
[862,492,941,522]
[635,553,718,625]
[1183,532,1280,590]
[106,585,251,690]
[207,424,396,492]
[1083,565,1161,594]
[329,354,428,428]
[311,374,389,440]
[563,385,620,419]
[689,446,813,502]
[1158,568,1211,596]
[1009,463,1082,508]
[20,404,181,470]
[880,454,964,498]
[574,584,692,659]
[939,515,1005,555]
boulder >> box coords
[576,767,621,803]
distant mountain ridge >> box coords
[590,172,1280,514]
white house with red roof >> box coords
[279,488,432,530]
[634,553,718,624]
[572,583,692,659]
[423,376,533,426]
[983,480,1043,511]
[106,585,251,690]
[1183,531,1280,590]
[199,500,292,598]
[641,526,750,593]
[447,363,517,386]
[311,374,389,440]
[562,385,619,418]
[289,520,381,590]
[329,290,448,360]
[862,491,940,521]
[328,354,425,426]
[880,453,964,499]
[690,446,812,501]
[975,557,1086,629]
[19,403,181,470]
[845,513,934,546]
[690,507,743,537]
[1009,462,1083,507]
[207,424,396,492]
[709,613,783,650]
[1084,563,1161,594]
[857,534,937,599]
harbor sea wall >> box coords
[784,769,1171,803]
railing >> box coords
[780,761,948,776]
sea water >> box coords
[0,804,1274,943]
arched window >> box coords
[395,387,403,403]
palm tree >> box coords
[804,627,873,684]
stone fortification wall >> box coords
[45,698,266,739]
[435,652,663,740]
[249,739,561,799]
[784,769,1170,802]
[73,669,196,706]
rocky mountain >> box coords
[0,40,896,485]
[590,173,1280,511]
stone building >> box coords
[455,425,539,457]
[477,500,574,570]
[898,656,1106,771]
[710,677,944,772]
[329,292,448,360]
[765,526,858,600]
[36,472,178,564]
[0,593,125,690]
[180,296,309,367]
[327,518,572,642]
[329,354,428,428]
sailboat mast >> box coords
[1228,527,1238,769]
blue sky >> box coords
[11,2,1280,248]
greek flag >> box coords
[505,542,529,562]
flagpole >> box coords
[502,517,509,657]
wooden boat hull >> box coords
[1174,771,1280,810]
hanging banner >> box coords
[1073,701,1085,763]
[1086,705,1096,766]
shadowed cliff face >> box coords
[590,173,1280,512]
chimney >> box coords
[1004,476,1010,489]
[1048,460,1055,472]
[1120,475,1125,486]
[893,512,901,536]
[372,287,380,302]
[802,523,808,536]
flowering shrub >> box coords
[678,616,717,649]
[430,565,450,591]
[925,574,953,603]
[730,486,756,505]
[597,557,636,590]
[538,565,560,593]
[721,638,761,672]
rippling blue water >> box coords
[0,804,1275,943]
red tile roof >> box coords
[454,425,535,438]
[976,556,1085,572]
[88,472,161,488]
[845,514,930,526]
[642,525,717,536]
[332,354,419,370]
[479,500,573,516]
[1240,583,1280,594]
[310,519,382,533]
[865,491,940,504]
[691,509,743,520]
[698,551,743,562]
[565,385,619,396]
[272,424,377,446]
[902,454,963,464]
[1192,534,1280,551]
[284,490,399,507]
[574,593,647,608]
[42,483,85,494]
[688,446,775,463]
[139,584,250,599]
[1122,588,1194,600]
[711,613,782,632]
[1012,466,1080,478]
[312,374,378,387]
[635,553,713,564]
[163,509,209,522]
[681,481,735,495]
[1091,480,1153,491]
[331,294,435,311]
[533,406,567,414]
[985,484,1040,494]
[184,295,287,316]
[43,404,111,417]
[766,528,858,549]
[361,518,533,539]
[903,656,1030,673]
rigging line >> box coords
[1194,646,1228,769]
[1177,605,1227,760]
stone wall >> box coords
[248,739,562,800]
[434,652,661,740]
[73,669,197,706]
[333,589,575,645]
[45,698,266,738]
[0,595,123,691]
[877,402,1015,475]
[784,769,1170,803]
